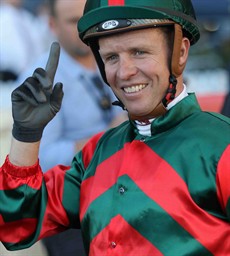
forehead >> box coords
[99,28,165,50]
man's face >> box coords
[99,28,170,118]
[51,0,90,58]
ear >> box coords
[179,37,190,71]
[171,24,190,77]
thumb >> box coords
[50,82,64,113]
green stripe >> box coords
[63,164,82,227]
[0,185,40,221]
[1,181,48,250]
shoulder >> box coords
[188,111,230,155]
[193,111,230,129]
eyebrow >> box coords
[99,43,154,56]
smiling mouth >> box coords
[123,84,147,93]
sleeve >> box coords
[216,145,230,221]
[0,155,83,251]
[0,132,104,251]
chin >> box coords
[128,109,149,118]
[127,103,149,113]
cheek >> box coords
[105,65,116,86]
[136,58,159,78]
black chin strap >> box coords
[162,74,177,107]
[112,99,126,110]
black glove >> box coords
[11,42,64,142]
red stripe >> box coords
[80,141,230,254]
[0,156,43,190]
[0,215,37,243]
[89,215,163,256]
[39,165,70,239]
[108,0,125,6]
[216,145,230,210]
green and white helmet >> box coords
[79,0,199,43]
[78,0,200,119]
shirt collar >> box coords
[135,84,189,136]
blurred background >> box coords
[0,0,230,255]
[185,0,230,112]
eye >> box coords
[134,50,145,56]
[104,54,118,63]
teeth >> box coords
[124,84,146,93]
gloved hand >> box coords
[11,42,64,142]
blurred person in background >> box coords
[16,0,127,255]
[22,0,46,15]
[0,0,49,82]
[22,0,55,52]
[183,0,230,114]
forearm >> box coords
[9,137,40,166]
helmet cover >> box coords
[78,0,200,45]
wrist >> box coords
[9,137,40,166]
[12,123,43,142]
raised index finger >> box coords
[45,42,60,83]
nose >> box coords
[117,56,138,80]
